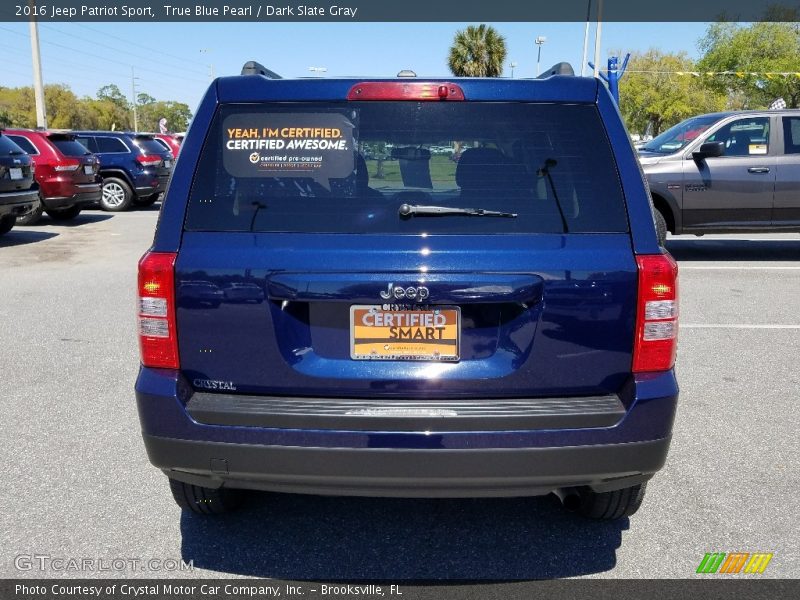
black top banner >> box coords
[2,0,800,22]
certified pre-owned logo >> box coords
[379,282,429,301]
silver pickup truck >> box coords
[639,110,800,238]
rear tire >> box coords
[133,193,160,207]
[577,482,648,520]
[46,205,82,221]
[0,215,15,235]
[168,478,243,515]
[100,177,133,212]
[15,202,43,226]
[654,209,668,247]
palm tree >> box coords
[448,24,507,77]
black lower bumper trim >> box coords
[143,434,671,498]
[134,186,158,196]
[0,190,40,215]
[42,189,102,209]
[186,392,627,431]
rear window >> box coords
[134,136,169,155]
[95,136,129,153]
[6,135,38,155]
[185,102,629,234]
[153,138,172,153]
[50,136,91,157]
[0,134,26,155]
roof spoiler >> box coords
[241,61,282,79]
[536,62,575,79]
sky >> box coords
[0,21,710,114]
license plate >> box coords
[164,160,172,168]
[9,168,23,180]
[83,165,94,175]
[350,305,460,361]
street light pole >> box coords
[510,61,518,78]
[593,0,603,78]
[535,36,547,77]
[28,0,47,128]
[581,0,591,76]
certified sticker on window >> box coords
[222,112,356,187]
[350,305,460,362]
[749,144,768,155]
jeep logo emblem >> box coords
[379,283,429,301]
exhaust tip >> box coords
[554,487,582,512]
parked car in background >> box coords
[136,61,679,520]
[0,131,40,236]
[640,110,800,236]
[72,131,174,211]
[3,129,101,225]
[153,133,182,157]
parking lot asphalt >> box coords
[1,209,798,580]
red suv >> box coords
[3,129,101,225]
[153,133,182,158]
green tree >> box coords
[45,84,91,129]
[698,22,800,108]
[97,84,130,109]
[0,86,35,127]
[0,82,188,131]
[137,100,192,132]
[86,98,131,130]
[137,92,156,106]
[619,49,726,137]
[448,24,507,77]
[92,84,133,129]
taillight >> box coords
[136,154,162,167]
[54,159,80,172]
[347,82,466,101]
[633,254,679,373]
[137,251,179,369]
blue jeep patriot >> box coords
[135,61,679,519]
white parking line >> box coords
[682,324,800,329]
[680,266,800,270]
[669,236,800,241]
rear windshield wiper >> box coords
[250,201,267,231]
[538,158,569,233]
[399,204,517,218]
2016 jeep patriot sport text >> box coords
[135,61,679,519]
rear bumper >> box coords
[156,174,170,193]
[136,368,679,498]
[0,189,40,217]
[134,174,169,197]
[144,433,670,497]
[41,186,102,209]
[134,184,159,198]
